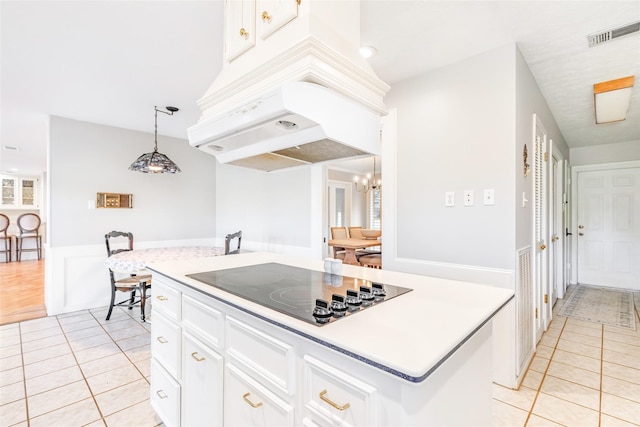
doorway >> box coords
[573,162,640,291]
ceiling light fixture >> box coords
[354,157,381,193]
[129,106,181,173]
[359,46,377,59]
[594,76,635,124]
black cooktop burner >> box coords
[186,262,412,326]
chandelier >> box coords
[354,157,381,192]
[129,106,181,174]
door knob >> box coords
[579,232,584,236]
[578,225,584,229]
[540,244,547,250]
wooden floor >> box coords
[0,259,46,325]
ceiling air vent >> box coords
[588,21,640,47]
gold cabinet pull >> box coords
[156,295,168,301]
[261,11,271,22]
[156,336,168,344]
[191,351,205,362]
[319,389,350,411]
[242,392,263,408]
[539,244,547,250]
[239,27,249,39]
[156,390,168,399]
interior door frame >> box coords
[570,160,640,286]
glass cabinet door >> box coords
[1,177,17,206]
[20,179,36,207]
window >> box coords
[368,189,381,230]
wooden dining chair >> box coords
[0,214,12,263]
[105,231,152,321]
[16,213,42,261]
[224,230,242,255]
[330,227,348,260]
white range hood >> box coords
[188,82,380,172]
[188,0,389,172]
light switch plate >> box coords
[464,190,474,206]
[445,192,454,207]
[483,189,495,205]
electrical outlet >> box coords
[445,192,454,207]
[483,189,495,205]
[464,190,474,206]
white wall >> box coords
[328,168,367,226]
[215,162,319,256]
[47,116,218,314]
[570,140,640,166]
[385,44,517,272]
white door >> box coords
[576,167,640,291]
[327,180,351,257]
[548,148,564,306]
[532,116,548,342]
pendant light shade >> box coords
[129,106,181,173]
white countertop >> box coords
[147,252,514,382]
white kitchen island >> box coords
[146,252,514,427]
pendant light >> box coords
[129,106,181,173]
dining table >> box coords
[104,246,226,273]
[327,238,382,266]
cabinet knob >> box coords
[578,232,584,236]
[242,392,263,408]
[539,244,547,251]
[319,389,351,411]
[261,11,271,22]
[239,27,249,39]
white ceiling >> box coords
[2,1,639,175]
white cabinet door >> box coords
[182,332,224,427]
[225,0,256,61]
[224,363,295,427]
[257,0,298,39]
[0,176,38,208]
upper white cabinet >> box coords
[225,0,298,61]
[1,175,39,209]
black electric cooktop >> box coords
[186,262,412,326]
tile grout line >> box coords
[523,317,568,426]
[55,313,107,426]
[17,322,31,427]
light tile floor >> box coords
[0,306,161,427]
[1,292,639,426]
[493,291,640,427]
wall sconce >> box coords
[594,75,634,124]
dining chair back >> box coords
[16,213,42,261]
[330,227,348,259]
[0,214,11,263]
[225,230,242,255]
[104,231,152,321]
[348,226,364,239]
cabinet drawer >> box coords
[152,311,181,379]
[226,316,295,396]
[182,294,223,350]
[152,278,181,321]
[303,355,378,427]
[224,363,294,427]
[150,359,180,427]
[182,332,224,427]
